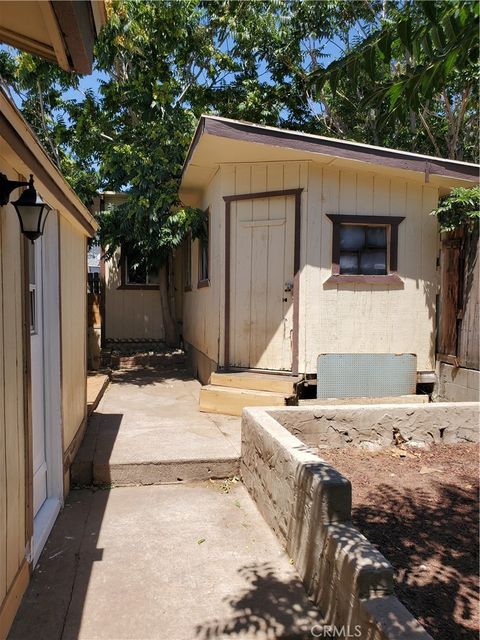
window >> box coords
[120,247,160,289]
[326,214,405,284]
[183,233,192,291]
[339,225,387,275]
[198,209,210,287]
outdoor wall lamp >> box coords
[0,173,51,242]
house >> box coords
[0,2,105,635]
[92,191,167,348]
[176,115,478,412]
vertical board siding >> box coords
[303,163,439,372]
[59,217,87,451]
[181,159,439,375]
[183,170,222,365]
[0,194,26,606]
[104,253,165,341]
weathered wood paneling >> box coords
[59,216,87,451]
[104,251,165,341]
[438,226,479,370]
[459,227,479,369]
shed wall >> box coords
[180,160,439,374]
[303,163,439,372]
[182,170,222,373]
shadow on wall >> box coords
[195,562,323,639]
[353,481,479,640]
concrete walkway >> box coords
[9,483,322,640]
[73,361,241,486]
[10,359,324,639]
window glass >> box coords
[339,224,387,275]
[124,249,159,285]
[339,253,359,274]
[360,250,387,275]
[339,225,365,251]
[198,211,209,282]
[366,227,387,248]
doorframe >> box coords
[23,211,63,567]
[223,188,303,375]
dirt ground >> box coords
[318,442,479,640]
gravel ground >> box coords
[318,442,479,640]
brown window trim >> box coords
[119,254,160,290]
[197,208,210,289]
[325,214,405,285]
[117,284,160,291]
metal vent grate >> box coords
[317,353,417,399]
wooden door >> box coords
[230,195,295,370]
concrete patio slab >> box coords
[9,483,323,640]
[73,364,241,486]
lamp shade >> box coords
[11,175,51,242]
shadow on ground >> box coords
[353,481,479,640]
[195,562,322,639]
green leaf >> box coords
[397,19,412,53]
[377,31,392,63]
[388,81,404,109]
[363,46,376,80]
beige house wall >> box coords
[182,170,222,378]
[0,96,96,634]
[94,194,166,343]
[180,160,439,375]
[104,249,165,342]
[0,167,27,621]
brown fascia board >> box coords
[183,115,479,183]
[51,0,96,74]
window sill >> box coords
[117,284,159,290]
[324,273,404,286]
[197,279,210,289]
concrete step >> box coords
[211,371,300,394]
[200,384,290,416]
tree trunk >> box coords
[159,265,177,347]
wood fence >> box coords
[437,224,479,370]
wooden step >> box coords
[210,371,299,394]
[199,385,289,416]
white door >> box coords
[230,195,295,370]
[30,238,47,518]
[29,212,63,566]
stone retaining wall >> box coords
[272,402,479,450]
[241,405,470,640]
